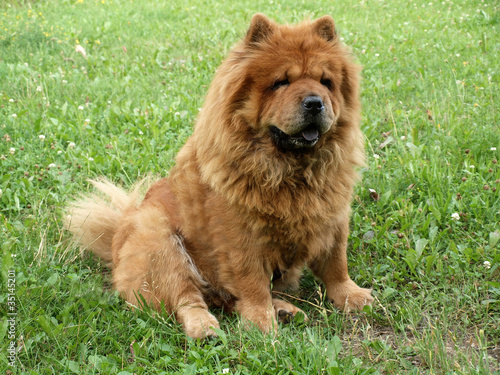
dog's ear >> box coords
[312,15,337,42]
[246,13,275,44]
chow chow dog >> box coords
[65,14,373,339]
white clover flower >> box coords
[9,98,14,103]
[469,165,475,169]
[139,131,144,135]
[36,86,43,92]
[48,163,56,168]
[78,105,84,110]
[451,212,460,221]
[68,142,76,149]
[491,147,497,151]
[483,261,491,270]
[0,189,2,198]
[84,118,90,123]
[373,154,380,159]
[57,150,63,154]
[39,134,45,141]
[12,114,17,118]
[88,157,94,162]
[222,369,229,374]
[9,147,15,154]
[401,135,406,141]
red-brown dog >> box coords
[65,14,373,339]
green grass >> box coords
[0,0,499,373]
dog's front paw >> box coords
[328,279,373,311]
[236,301,278,334]
[178,307,220,339]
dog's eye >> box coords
[271,79,290,90]
[321,78,333,90]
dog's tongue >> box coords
[301,127,319,141]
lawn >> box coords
[0,0,499,373]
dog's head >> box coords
[231,14,360,152]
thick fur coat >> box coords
[65,14,373,339]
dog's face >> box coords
[263,69,338,150]
[234,14,355,151]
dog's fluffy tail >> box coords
[64,178,146,267]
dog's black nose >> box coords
[302,96,324,116]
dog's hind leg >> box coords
[112,205,220,339]
[272,298,308,324]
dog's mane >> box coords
[191,19,364,219]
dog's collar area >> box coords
[269,125,320,150]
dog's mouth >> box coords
[269,125,321,150]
